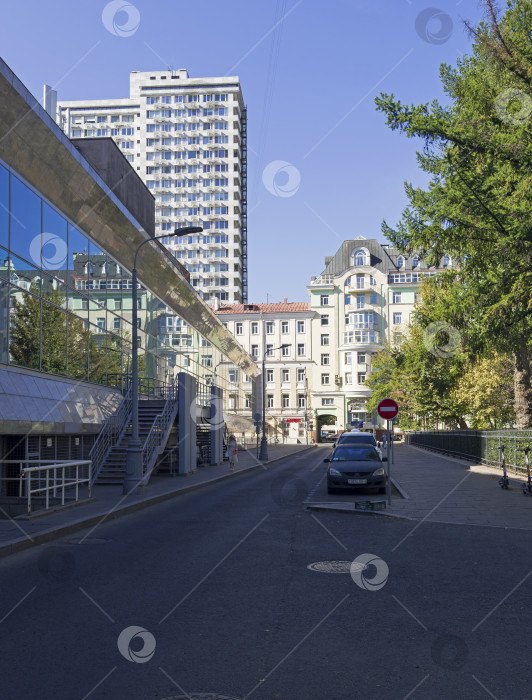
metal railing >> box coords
[406,430,532,475]
[5,460,92,516]
[141,375,180,484]
[88,386,132,484]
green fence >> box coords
[405,430,532,475]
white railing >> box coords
[141,376,179,484]
[89,387,132,484]
[310,275,335,286]
[14,460,92,516]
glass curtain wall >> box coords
[0,160,248,405]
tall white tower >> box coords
[58,69,248,304]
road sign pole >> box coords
[391,419,395,465]
[386,419,391,506]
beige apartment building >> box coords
[307,236,450,437]
[215,302,315,443]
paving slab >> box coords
[308,443,532,530]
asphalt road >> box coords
[1,446,531,700]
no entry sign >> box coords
[377,398,399,420]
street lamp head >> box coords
[174,226,203,235]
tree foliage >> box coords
[375,0,532,427]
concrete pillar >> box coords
[178,371,197,474]
[210,385,223,465]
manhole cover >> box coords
[307,561,362,574]
[68,538,110,545]
[162,695,242,700]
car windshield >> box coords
[338,434,375,443]
[331,447,380,462]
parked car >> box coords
[334,432,381,455]
[324,444,388,495]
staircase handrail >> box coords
[88,386,132,484]
[141,376,179,484]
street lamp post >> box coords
[259,344,291,462]
[123,226,203,495]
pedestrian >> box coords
[382,432,387,449]
[227,434,238,471]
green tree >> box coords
[375,0,532,427]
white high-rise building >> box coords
[58,69,247,304]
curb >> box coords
[306,502,416,521]
[0,445,316,560]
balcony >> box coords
[310,275,335,286]
[342,331,380,346]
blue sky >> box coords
[0,0,484,302]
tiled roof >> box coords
[214,302,311,315]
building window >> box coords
[321,398,334,406]
[298,394,306,408]
[393,312,402,324]
[412,255,419,268]
[228,395,237,410]
[281,345,290,356]
[443,255,451,266]
[320,314,329,326]
[320,294,330,306]
[281,320,289,334]
[282,369,290,382]
[369,292,378,305]
[201,355,213,367]
[297,343,305,356]
[321,374,330,385]
[358,352,366,364]
[266,344,273,356]
[96,317,106,330]
[245,395,251,408]
[236,322,243,335]
[267,395,274,408]
[251,345,258,357]
[344,352,352,364]
[266,321,274,334]
[113,317,121,330]
[345,373,353,384]
[320,334,329,346]
[356,294,365,309]
[394,332,403,343]
[353,249,367,266]
[282,394,289,408]
[228,368,239,383]
[297,321,305,333]
[266,369,274,382]
[297,368,305,382]
[321,354,330,365]
[251,322,259,334]
[358,372,366,384]
[397,256,405,268]
[393,292,402,304]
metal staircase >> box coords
[93,377,180,486]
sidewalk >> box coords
[0,443,315,559]
[309,443,532,530]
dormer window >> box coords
[84,262,94,275]
[353,249,367,266]
[397,256,405,268]
[443,255,451,267]
[412,255,419,268]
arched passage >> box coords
[315,413,337,443]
